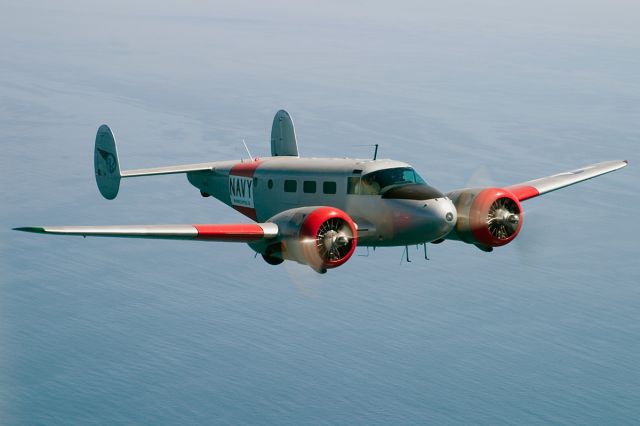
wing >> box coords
[14,223,278,242]
[506,160,628,201]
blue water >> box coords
[2,2,639,424]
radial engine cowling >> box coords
[258,206,358,273]
[446,187,523,251]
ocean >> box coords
[1,1,639,424]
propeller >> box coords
[316,217,355,263]
[282,216,355,292]
[487,197,520,240]
[283,260,324,296]
[512,205,550,265]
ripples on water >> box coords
[1,1,639,424]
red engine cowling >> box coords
[446,187,523,251]
[260,206,358,273]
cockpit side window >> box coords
[347,176,380,195]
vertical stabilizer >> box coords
[94,124,121,199]
[271,110,299,157]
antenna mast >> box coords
[242,139,254,162]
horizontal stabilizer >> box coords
[14,223,278,242]
[93,125,222,200]
[121,163,217,178]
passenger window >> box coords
[303,181,316,193]
[323,181,337,194]
[284,180,297,192]
[268,179,273,189]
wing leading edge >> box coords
[14,223,278,242]
[507,160,628,201]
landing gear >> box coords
[200,191,210,197]
[261,253,284,265]
[261,244,284,265]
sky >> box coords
[1,1,639,424]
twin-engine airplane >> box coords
[15,110,628,273]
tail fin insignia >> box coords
[96,148,118,174]
[94,124,122,199]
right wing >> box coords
[14,223,278,242]
[507,160,628,201]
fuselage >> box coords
[186,157,457,247]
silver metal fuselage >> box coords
[187,157,457,247]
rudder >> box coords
[94,124,121,199]
[270,110,299,157]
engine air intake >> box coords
[487,197,520,240]
[299,207,357,272]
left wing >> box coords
[507,160,628,201]
[13,223,278,242]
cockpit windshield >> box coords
[347,167,444,200]
[348,167,426,195]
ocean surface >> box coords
[1,1,639,424]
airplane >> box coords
[15,110,628,273]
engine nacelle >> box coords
[253,206,358,273]
[445,187,523,251]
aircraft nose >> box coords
[423,197,457,239]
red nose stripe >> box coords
[507,185,540,201]
[194,224,265,241]
[230,160,261,177]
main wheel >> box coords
[262,253,284,265]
